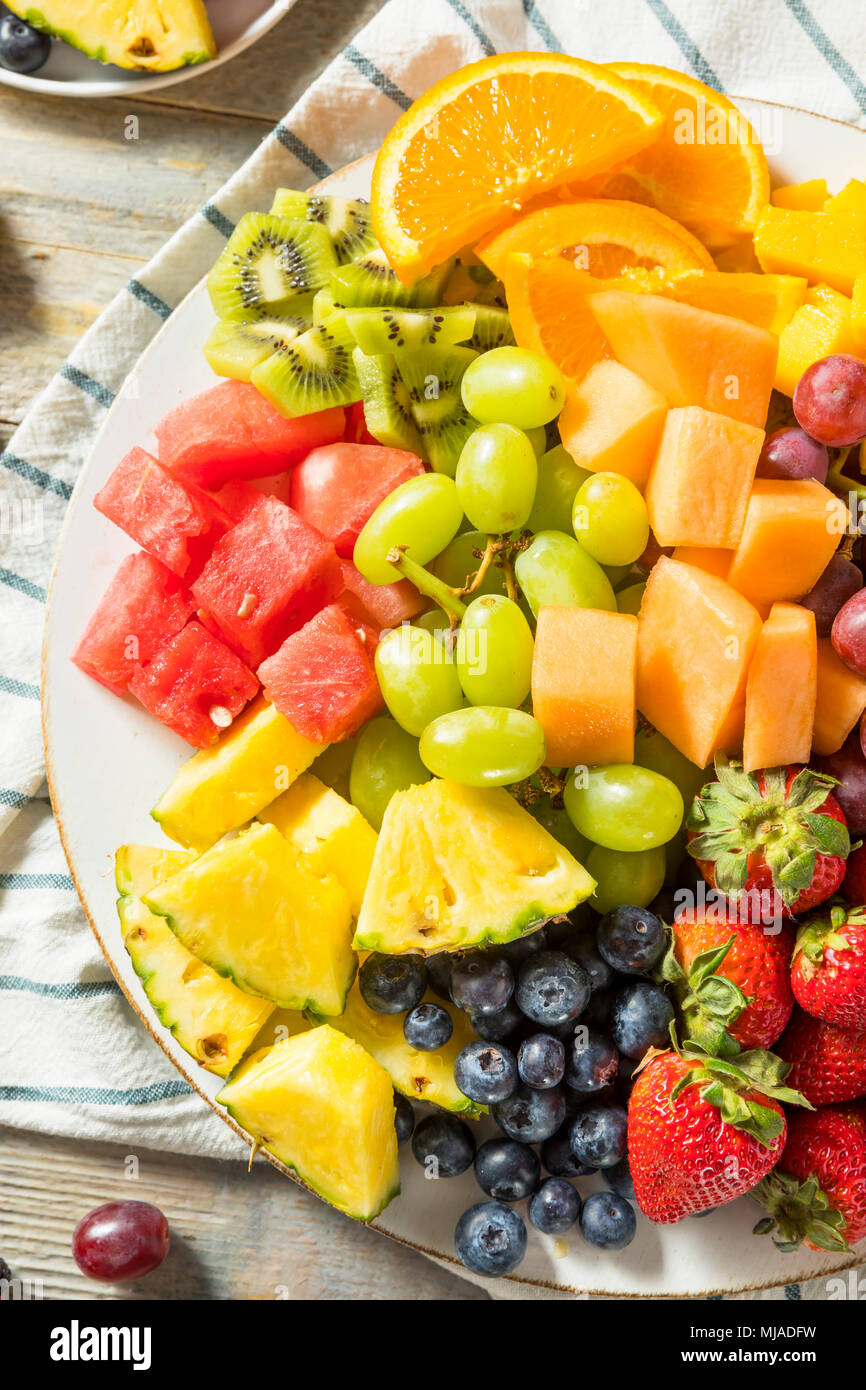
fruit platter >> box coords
[44,55,866,1295]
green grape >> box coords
[461,347,566,429]
[354,474,463,585]
[311,737,357,801]
[419,707,546,786]
[349,716,430,831]
[456,423,538,534]
[563,764,684,852]
[432,530,505,598]
[587,845,666,915]
[572,471,650,567]
[456,594,534,708]
[514,530,616,618]
[374,624,464,736]
[526,446,591,534]
[525,426,548,457]
[415,607,453,640]
[634,725,709,886]
[527,795,589,862]
[616,581,646,616]
[603,563,633,587]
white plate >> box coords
[44,100,866,1296]
[0,0,295,98]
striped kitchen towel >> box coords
[2,0,865,1296]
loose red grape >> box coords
[832,586,866,676]
[635,531,672,573]
[817,734,866,834]
[801,553,863,636]
[793,354,866,447]
[72,1201,169,1283]
[756,426,829,483]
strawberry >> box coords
[790,902,866,1031]
[776,1007,866,1107]
[687,756,849,918]
[627,1044,803,1222]
[664,908,795,1053]
[753,1103,866,1251]
[843,841,866,906]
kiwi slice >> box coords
[353,349,422,455]
[207,213,337,321]
[270,189,377,264]
[329,248,452,310]
[399,347,479,476]
[312,288,339,324]
[204,297,315,381]
[251,314,360,414]
[344,305,476,355]
[468,305,515,352]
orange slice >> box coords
[570,64,769,251]
[371,53,662,284]
[477,198,714,281]
[501,254,612,382]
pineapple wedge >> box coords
[259,772,377,917]
[6,1,216,71]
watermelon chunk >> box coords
[192,496,342,668]
[128,620,259,749]
[72,552,195,694]
[338,560,425,632]
[290,442,425,558]
[155,380,345,489]
[344,400,379,445]
[94,447,229,579]
[258,604,383,743]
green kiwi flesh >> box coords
[468,304,515,352]
[399,347,479,476]
[250,313,360,414]
[204,298,314,381]
[207,213,337,321]
[344,305,476,354]
[270,190,377,264]
[329,248,451,309]
[352,349,422,455]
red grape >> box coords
[832,586,866,676]
[843,840,866,906]
[756,426,829,483]
[817,734,866,834]
[635,531,672,573]
[793,354,866,447]
[801,553,863,636]
[72,1201,169,1283]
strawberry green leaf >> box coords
[804,813,850,858]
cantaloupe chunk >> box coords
[772,180,828,212]
[813,638,866,755]
[726,479,848,607]
[636,558,762,768]
[558,360,668,488]
[742,603,817,772]
[532,606,637,768]
[754,207,866,295]
[664,270,807,336]
[646,406,763,548]
[587,291,777,428]
[671,546,732,580]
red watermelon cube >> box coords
[258,604,383,743]
[129,620,258,748]
[191,496,341,668]
[155,380,345,489]
[72,552,194,694]
[289,441,425,558]
[94,447,229,579]
[338,560,425,633]
[344,400,378,445]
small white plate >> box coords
[0,0,296,98]
[44,100,866,1296]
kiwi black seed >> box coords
[251,315,360,415]
[206,212,337,321]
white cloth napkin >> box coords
[3,0,865,1298]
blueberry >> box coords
[393,1092,415,1146]
[500,925,549,965]
[425,952,453,1001]
[597,905,666,975]
[565,933,615,992]
[565,1028,619,1094]
[455,1201,527,1277]
[515,951,591,1027]
[603,1155,636,1201]
[359,952,426,1014]
[451,951,514,1016]
[569,1101,628,1169]
[0,14,51,74]
[493,1082,566,1143]
[455,1040,518,1105]
[474,1138,540,1202]
[403,1002,453,1051]
[517,1033,565,1089]
[529,1177,581,1235]
[579,1190,637,1250]
[470,997,523,1041]
[411,1113,476,1177]
[609,980,674,1059]
[582,987,614,1029]
[541,1131,596,1179]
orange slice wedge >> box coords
[571,64,770,251]
[371,53,663,284]
[477,198,714,281]
[501,254,612,383]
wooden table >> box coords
[0,0,487,1301]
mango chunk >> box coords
[825,180,866,216]
[775,300,860,396]
[726,480,848,608]
[813,639,866,755]
[754,206,866,295]
[742,603,817,772]
[558,359,668,489]
[532,606,637,768]
[772,180,828,212]
[646,406,763,548]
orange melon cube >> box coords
[671,546,732,580]
[636,558,762,768]
[813,639,866,755]
[532,606,637,768]
[771,180,828,212]
[742,603,817,772]
[726,480,849,607]
[664,270,807,336]
[587,291,777,428]
[754,207,866,295]
[646,407,763,548]
[558,360,668,488]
